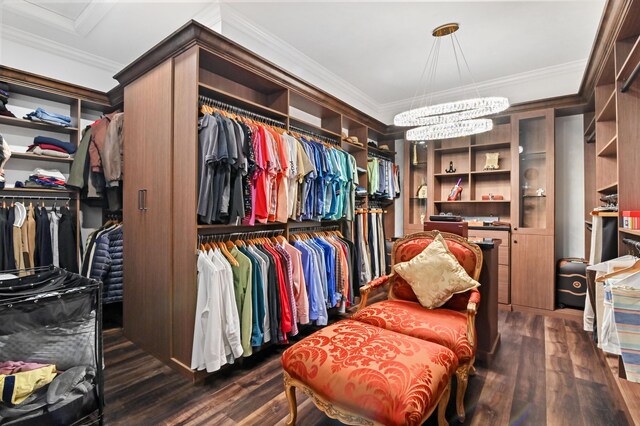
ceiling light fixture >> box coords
[395,23,509,140]
[406,119,494,142]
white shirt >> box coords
[211,249,243,365]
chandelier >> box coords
[407,119,493,143]
[395,23,509,141]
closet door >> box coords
[122,60,174,361]
[510,109,555,310]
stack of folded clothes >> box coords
[27,136,76,159]
[25,168,67,190]
[23,108,71,127]
[0,82,16,118]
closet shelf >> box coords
[198,82,288,121]
[471,141,511,150]
[434,200,510,204]
[597,181,618,194]
[470,169,511,176]
[0,115,78,134]
[595,89,616,122]
[288,117,341,140]
[434,146,469,154]
[434,172,468,178]
[10,152,73,164]
[597,134,617,157]
[0,187,77,194]
[341,140,366,153]
[616,35,640,83]
[619,228,640,237]
[367,145,396,157]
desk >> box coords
[472,239,501,366]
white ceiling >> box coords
[227,1,604,104]
[0,1,606,122]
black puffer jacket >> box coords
[89,225,123,304]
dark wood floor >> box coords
[103,311,629,426]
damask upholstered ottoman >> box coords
[281,319,457,426]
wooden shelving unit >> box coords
[585,6,640,423]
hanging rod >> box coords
[289,125,339,145]
[621,60,640,93]
[368,152,395,161]
[198,95,287,128]
[198,229,284,243]
[289,225,341,234]
[0,195,71,201]
[622,237,640,248]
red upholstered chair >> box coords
[353,231,482,422]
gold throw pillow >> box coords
[393,233,480,309]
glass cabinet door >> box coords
[515,110,554,232]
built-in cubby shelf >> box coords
[597,134,618,157]
[596,89,616,122]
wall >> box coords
[555,114,585,259]
[0,38,118,92]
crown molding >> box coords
[1,24,124,73]
[220,4,382,121]
[74,1,116,37]
[378,59,587,122]
[193,3,222,33]
[3,0,77,34]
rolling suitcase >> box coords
[556,258,588,309]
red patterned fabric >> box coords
[391,238,479,310]
[282,319,456,426]
[353,300,475,362]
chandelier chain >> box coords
[450,34,465,99]
[409,38,437,112]
[453,33,481,98]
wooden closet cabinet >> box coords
[510,109,555,311]
[122,60,175,361]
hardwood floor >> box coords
[103,311,629,426]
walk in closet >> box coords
[3,1,640,425]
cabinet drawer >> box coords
[469,229,510,246]
[498,245,510,265]
[498,264,510,304]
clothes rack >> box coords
[198,95,286,128]
[289,225,341,234]
[622,238,640,253]
[289,125,339,145]
[197,229,284,246]
[0,195,72,201]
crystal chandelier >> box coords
[407,119,493,142]
[395,23,509,140]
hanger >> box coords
[596,259,640,282]
[218,238,239,267]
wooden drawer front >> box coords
[469,229,510,246]
[498,245,510,265]
[498,264,510,304]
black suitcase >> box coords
[556,258,588,309]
